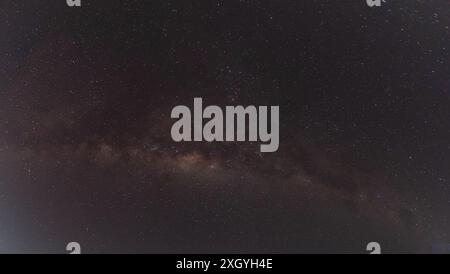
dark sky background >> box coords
[0,0,449,253]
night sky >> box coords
[0,0,449,253]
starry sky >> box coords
[0,0,449,253]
